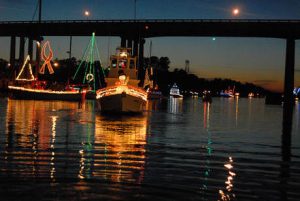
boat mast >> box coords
[67,36,72,85]
[35,0,42,79]
[38,0,42,22]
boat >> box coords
[202,90,212,103]
[294,87,300,99]
[220,86,234,98]
[248,92,254,98]
[147,87,163,99]
[8,84,85,101]
[96,47,147,113]
[144,66,162,99]
[170,83,183,98]
[8,44,85,101]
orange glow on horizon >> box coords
[194,69,290,93]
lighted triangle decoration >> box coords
[16,55,35,81]
[39,41,54,74]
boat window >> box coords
[118,59,127,69]
[111,59,117,68]
[129,59,135,69]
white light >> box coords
[120,52,127,57]
[96,85,148,102]
[233,8,239,16]
[84,10,90,16]
[8,86,82,94]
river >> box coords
[0,97,299,200]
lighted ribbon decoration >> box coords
[39,41,54,74]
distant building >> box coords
[185,60,190,73]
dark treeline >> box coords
[1,56,270,96]
[144,56,269,97]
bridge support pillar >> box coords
[282,37,295,153]
[19,36,25,67]
[138,38,145,81]
[10,36,16,80]
[121,37,126,47]
[28,38,33,61]
[133,39,139,57]
[127,39,133,54]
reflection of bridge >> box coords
[0,19,298,109]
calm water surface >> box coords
[0,97,299,201]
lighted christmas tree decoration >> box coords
[40,41,54,74]
[73,32,105,91]
[16,55,35,81]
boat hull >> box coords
[96,84,148,113]
[147,90,162,100]
[98,93,146,113]
[170,94,183,98]
[220,93,234,98]
[8,86,84,101]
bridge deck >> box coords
[0,19,300,38]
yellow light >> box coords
[8,86,81,94]
[224,163,233,169]
[53,62,59,67]
[120,51,127,58]
[96,85,148,102]
[84,10,90,16]
[233,8,239,16]
[16,55,35,81]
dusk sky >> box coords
[1,0,300,92]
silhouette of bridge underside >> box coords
[0,19,297,119]
[1,19,300,38]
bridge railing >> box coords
[1,19,300,24]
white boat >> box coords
[96,48,147,113]
[170,83,183,98]
[144,66,162,99]
[220,86,235,98]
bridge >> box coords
[1,19,300,38]
[0,19,298,116]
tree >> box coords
[159,57,170,71]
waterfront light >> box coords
[53,62,59,67]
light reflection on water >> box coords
[0,97,299,200]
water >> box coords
[0,97,299,201]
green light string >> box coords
[90,33,96,90]
[73,32,105,90]
[73,36,92,80]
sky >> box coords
[0,0,300,92]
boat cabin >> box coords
[107,47,137,78]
